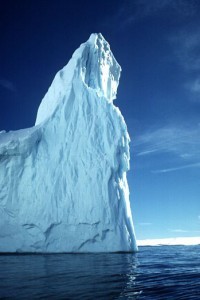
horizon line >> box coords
[137,237,200,246]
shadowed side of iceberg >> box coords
[0,33,137,252]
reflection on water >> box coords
[0,246,200,299]
[0,253,139,299]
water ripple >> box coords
[0,245,200,299]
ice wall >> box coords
[0,33,137,252]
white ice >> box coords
[137,237,200,246]
[0,33,137,252]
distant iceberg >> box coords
[0,33,137,252]
[137,237,200,246]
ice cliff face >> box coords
[0,33,137,252]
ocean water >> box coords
[0,245,200,299]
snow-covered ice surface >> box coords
[137,237,200,246]
[0,33,137,253]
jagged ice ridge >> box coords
[0,33,137,252]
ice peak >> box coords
[87,33,109,48]
[88,33,103,44]
[81,33,121,102]
[35,34,121,126]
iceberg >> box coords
[0,33,137,252]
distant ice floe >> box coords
[137,237,200,246]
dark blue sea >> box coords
[0,245,200,299]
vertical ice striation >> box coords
[0,33,137,252]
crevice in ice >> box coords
[101,229,112,241]
[78,221,100,226]
[78,234,100,250]
[44,222,61,241]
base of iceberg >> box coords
[0,33,137,252]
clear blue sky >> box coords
[0,0,200,239]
